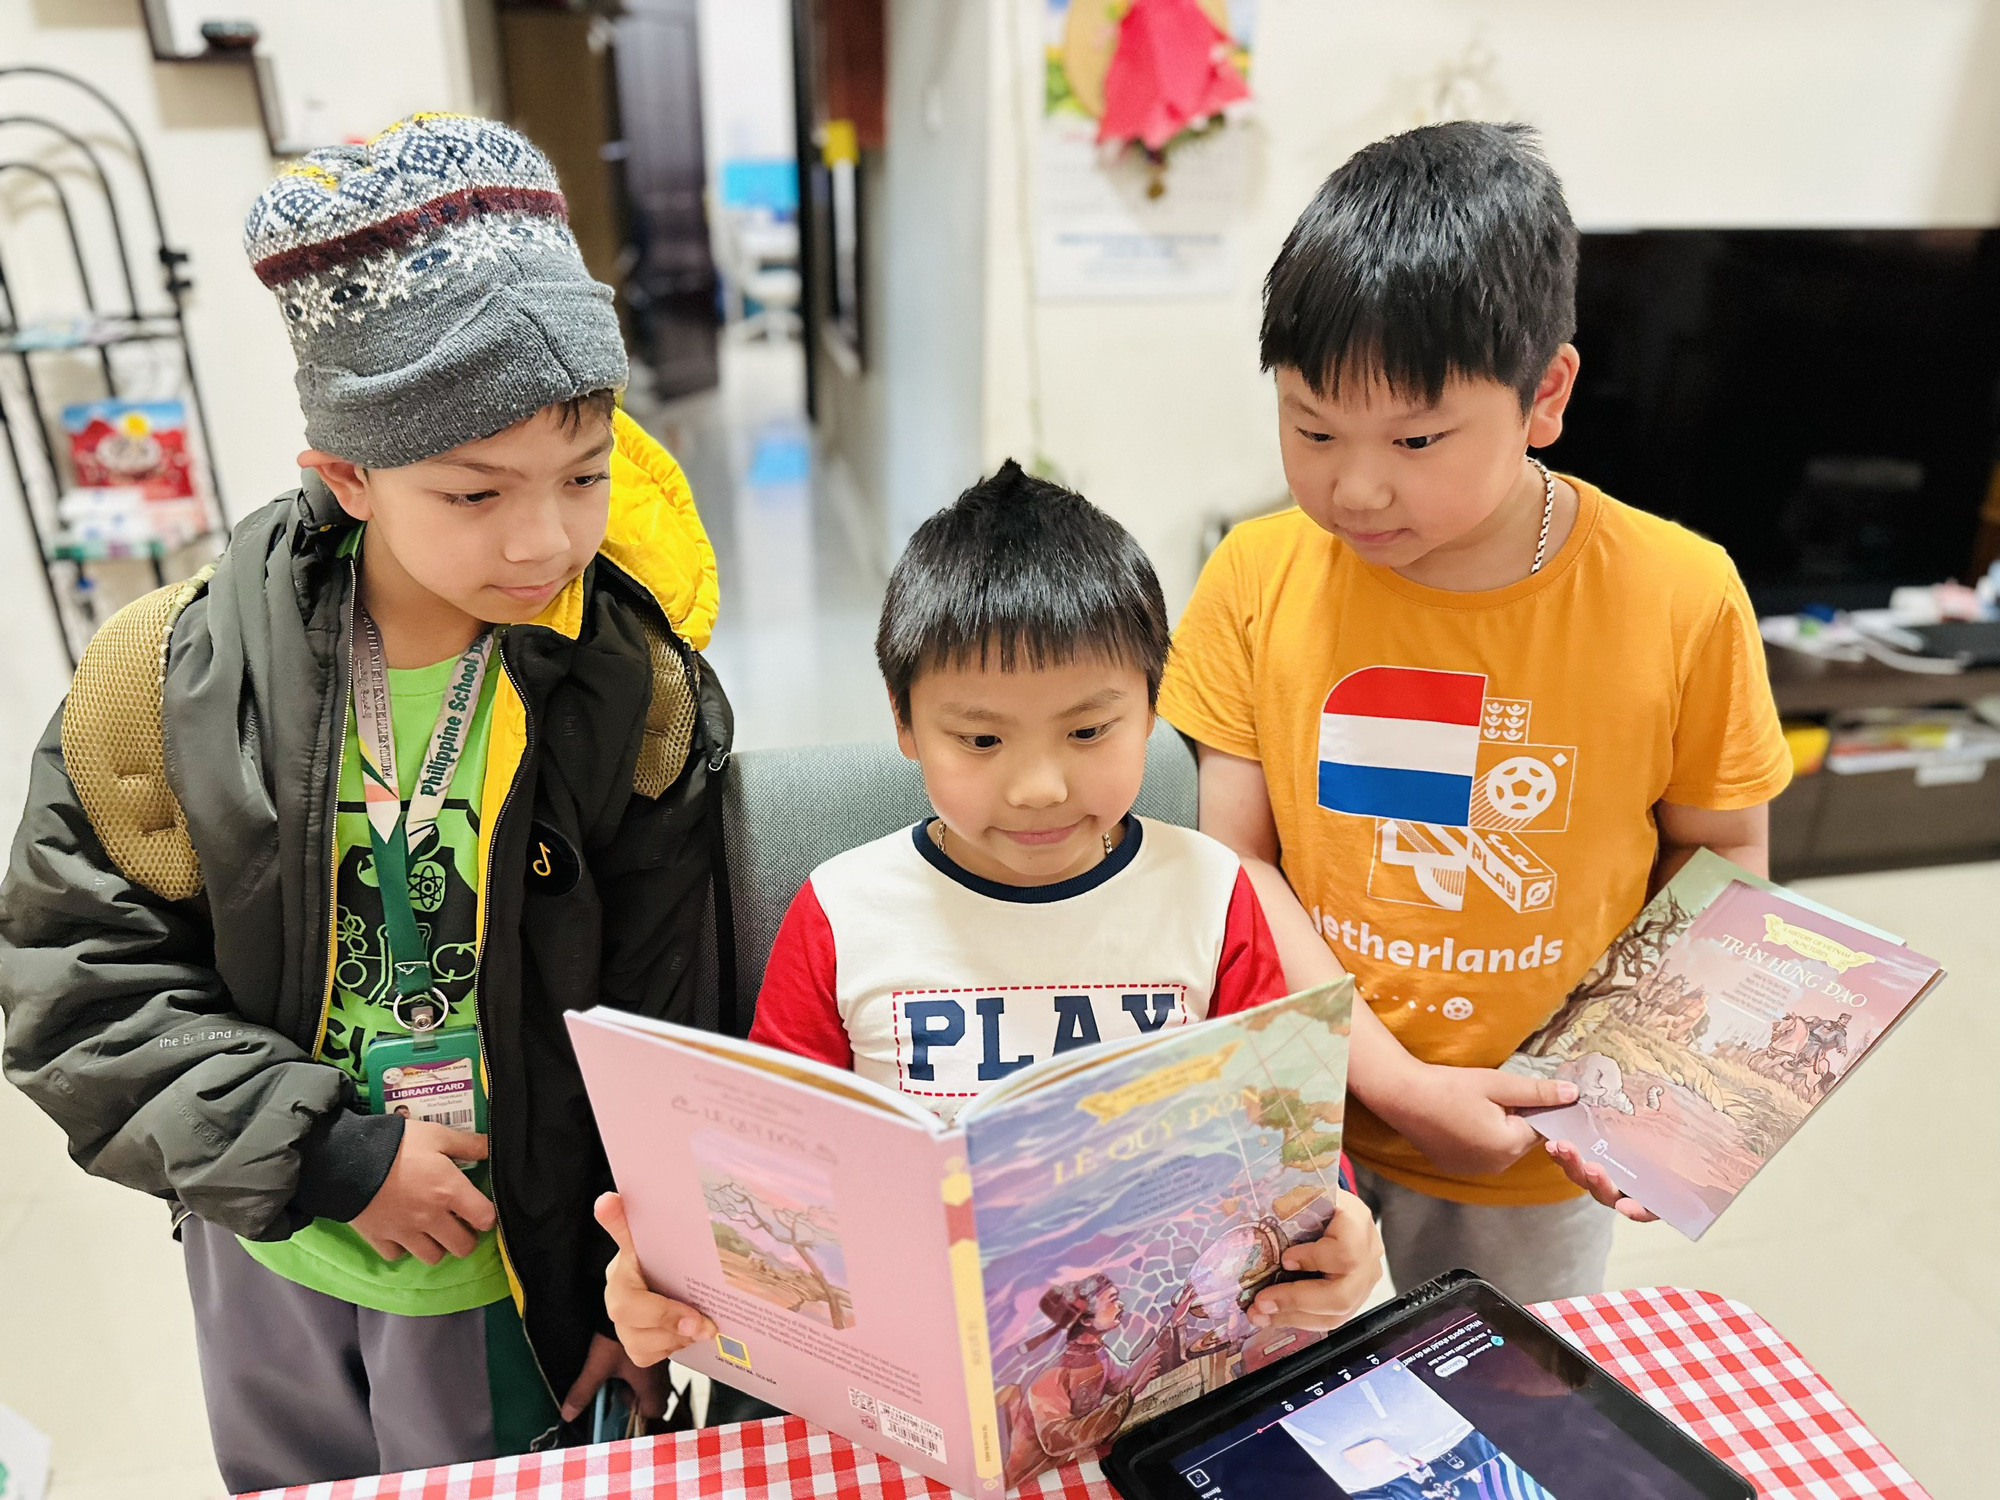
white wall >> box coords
[880,0,989,550]
[0,0,480,822]
[814,0,988,561]
[982,0,2000,611]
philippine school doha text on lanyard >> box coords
[352,596,492,1136]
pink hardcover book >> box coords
[568,980,1352,1494]
[1505,850,1944,1238]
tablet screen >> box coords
[1165,1288,1734,1500]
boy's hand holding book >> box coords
[1544,1140,1660,1222]
[1370,1035,1668,1215]
[596,1191,718,1366]
[1364,1048,1581,1179]
[1505,851,1942,1238]
[1244,1187,1385,1332]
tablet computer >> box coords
[1105,1270,1751,1500]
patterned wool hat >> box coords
[244,113,627,468]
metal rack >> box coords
[0,65,229,666]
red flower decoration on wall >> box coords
[1096,0,1251,154]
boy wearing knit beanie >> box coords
[0,115,732,1488]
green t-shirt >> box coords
[240,642,513,1315]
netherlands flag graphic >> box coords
[1318,666,1487,826]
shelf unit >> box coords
[135,0,310,158]
[0,66,230,665]
[1767,650,2000,879]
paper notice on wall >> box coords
[1036,118,1254,299]
[1036,0,1257,300]
[0,1403,52,1500]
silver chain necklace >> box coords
[1526,456,1556,574]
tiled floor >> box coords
[2,337,1993,1496]
[632,338,892,753]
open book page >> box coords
[960,982,1354,1491]
[1506,852,1943,1238]
[575,1009,941,1123]
[566,1012,980,1490]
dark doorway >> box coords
[495,0,721,401]
[614,0,722,398]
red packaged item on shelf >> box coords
[63,399,196,500]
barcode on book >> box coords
[878,1400,945,1462]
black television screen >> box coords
[1550,229,2000,614]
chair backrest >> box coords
[716,720,1198,1022]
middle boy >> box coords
[599,460,1384,1369]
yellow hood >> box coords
[529,408,719,649]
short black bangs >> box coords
[877,461,1170,720]
[1261,120,1578,410]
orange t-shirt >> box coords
[1158,479,1792,1205]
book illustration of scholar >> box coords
[569,980,1351,1495]
[1504,850,1943,1239]
[974,990,1352,1487]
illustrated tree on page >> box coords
[704,1180,852,1330]
[1519,892,1696,1059]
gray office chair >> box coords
[700,721,1199,1034]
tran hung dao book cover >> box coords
[1505,850,1943,1238]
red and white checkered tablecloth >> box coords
[239,1286,1927,1500]
[1536,1287,1925,1499]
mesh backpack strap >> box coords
[627,604,739,1034]
[631,610,699,800]
[59,566,215,901]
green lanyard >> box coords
[351,599,493,1034]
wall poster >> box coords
[1036,0,1257,300]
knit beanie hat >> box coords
[243,112,628,468]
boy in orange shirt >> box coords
[1159,122,1791,1302]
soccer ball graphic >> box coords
[1483,756,1557,822]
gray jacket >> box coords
[1,420,728,1399]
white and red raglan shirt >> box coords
[747,816,1288,1122]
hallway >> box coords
[636,338,892,752]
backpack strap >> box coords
[64,571,693,899]
[60,566,215,902]
[631,609,699,799]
